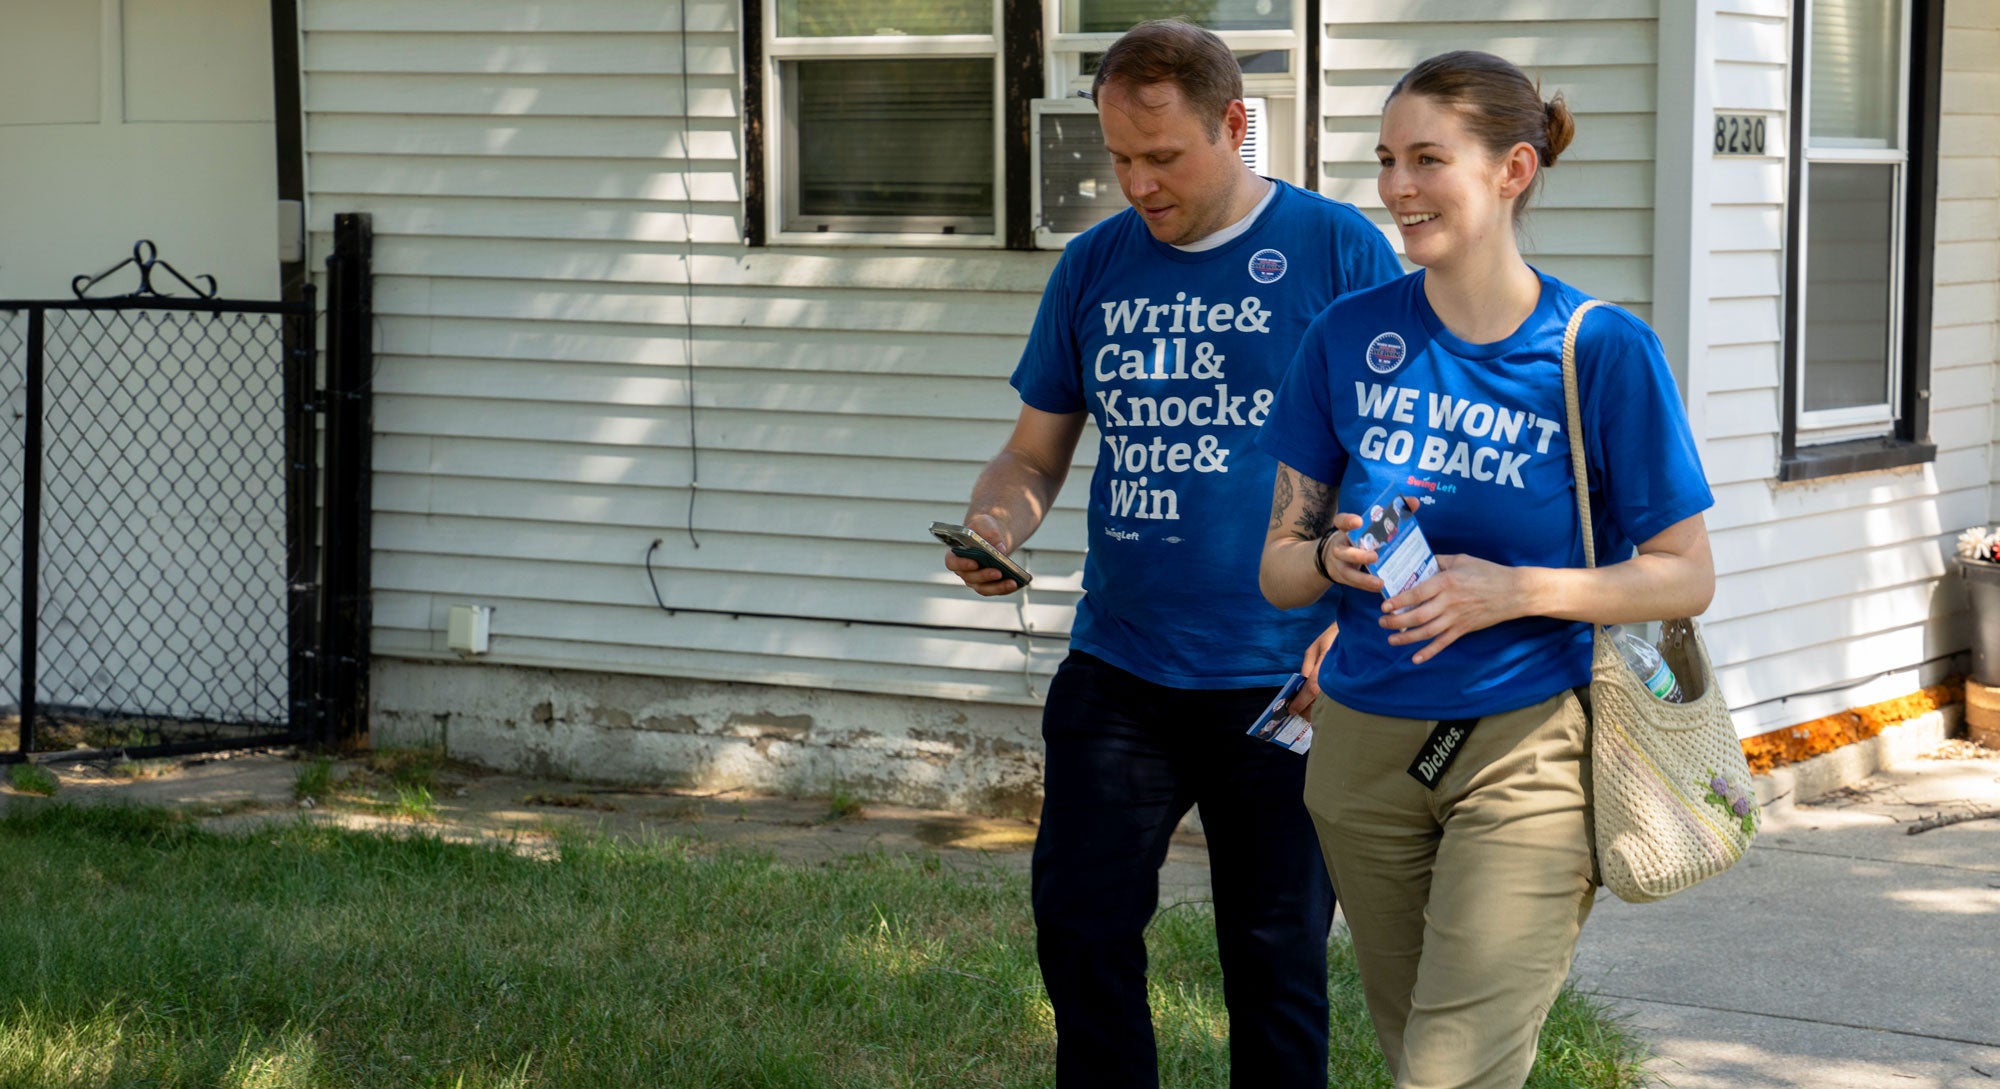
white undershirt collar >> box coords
[1172,177,1277,253]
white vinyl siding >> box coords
[293,0,2000,734]
[302,0,1077,706]
[1321,0,1660,318]
[1944,12,2000,524]
[1697,0,1997,735]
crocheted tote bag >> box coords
[1561,300,1758,904]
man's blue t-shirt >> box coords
[1012,180,1402,690]
[1256,269,1714,719]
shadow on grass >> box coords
[0,805,1649,1089]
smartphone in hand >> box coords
[931,521,1033,588]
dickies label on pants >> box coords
[1406,717,1478,789]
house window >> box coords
[745,0,1310,249]
[1780,0,1943,480]
[760,1,1002,243]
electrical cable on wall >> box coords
[678,0,702,549]
[645,539,1067,641]
[1015,556,1042,699]
[1725,650,1964,715]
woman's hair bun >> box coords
[1543,91,1575,166]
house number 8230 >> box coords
[1714,113,1767,156]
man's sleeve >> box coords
[1256,311,1348,488]
[1340,212,1406,295]
[1009,253,1085,414]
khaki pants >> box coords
[1304,689,1596,1089]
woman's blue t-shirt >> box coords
[1255,269,1714,719]
[1012,180,1402,689]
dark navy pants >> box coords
[1031,650,1336,1088]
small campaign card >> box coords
[1351,486,1439,600]
[1246,673,1313,754]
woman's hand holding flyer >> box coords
[1349,488,1439,601]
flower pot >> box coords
[1959,557,2000,687]
[1965,680,2000,749]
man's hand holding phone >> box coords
[937,515,1032,596]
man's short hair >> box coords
[1091,19,1243,141]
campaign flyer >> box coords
[1246,673,1313,754]
[1350,486,1439,599]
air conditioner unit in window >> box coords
[1030,96,1270,248]
[1239,96,1269,176]
[1032,97,1124,248]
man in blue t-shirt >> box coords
[940,20,1401,1089]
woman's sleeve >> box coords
[1579,308,1715,548]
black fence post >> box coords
[17,308,43,755]
[285,283,322,746]
[322,214,374,749]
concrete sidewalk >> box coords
[1569,746,2000,1089]
[3,739,1996,1086]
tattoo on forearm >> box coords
[1293,475,1334,538]
[1269,468,1295,530]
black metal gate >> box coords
[2,216,373,763]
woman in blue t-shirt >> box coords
[1255,51,1717,1089]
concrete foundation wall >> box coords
[371,658,1047,816]
[1753,704,1963,812]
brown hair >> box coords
[1388,51,1575,221]
[1092,19,1243,142]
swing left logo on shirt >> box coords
[1247,249,1287,284]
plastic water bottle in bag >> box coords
[1612,627,1683,703]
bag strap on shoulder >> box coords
[1561,299,1608,571]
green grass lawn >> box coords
[0,804,1647,1088]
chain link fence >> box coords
[33,309,293,737]
[3,222,372,759]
